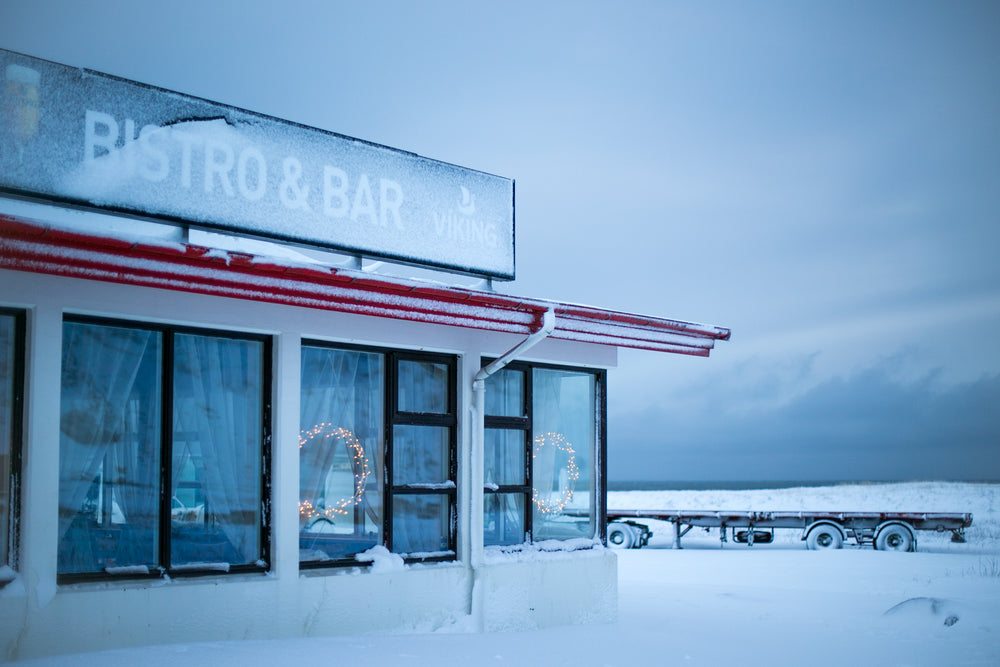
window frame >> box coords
[299,340,458,569]
[482,359,607,547]
[57,315,272,584]
[1,307,26,574]
[483,366,533,545]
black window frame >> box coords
[482,359,607,547]
[482,365,533,545]
[1,307,26,575]
[57,315,272,584]
[299,340,458,569]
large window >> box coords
[57,317,270,581]
[299,343,456,567]
[1,309,25,576]
[483,362,605,547]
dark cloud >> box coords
[609,368,1000,483]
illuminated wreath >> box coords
[531,432,580,515]
[298,423,371,521]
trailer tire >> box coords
[805,523,844,550]
[608,523,634,549]
[875,522,915,552]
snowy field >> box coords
[12,482,1000,666]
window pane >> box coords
[484,492,525,546]
[0,315,16,566]
[397,360,448,413]
[484,368,524,417]
[58,322,162,575]
[484,429,525,486]
[531,369,596,542]
[393,425,450,485]
[299,346,384,562]
[172,333,263,568]
[392,494,451,554]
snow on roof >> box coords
[0,214,730,356]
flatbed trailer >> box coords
[605,509,973,552]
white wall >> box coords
[0,266,617,661]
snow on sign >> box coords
[0,49,515,279]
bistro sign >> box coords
[0,49,515,279]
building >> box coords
[0,49,729,661]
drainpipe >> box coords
[469,308,556,631]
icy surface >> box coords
[10,482,1000,666]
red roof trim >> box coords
[0,215,730,355]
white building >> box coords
[0,49,729,661]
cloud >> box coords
[609,365,1000,483]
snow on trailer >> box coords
[605,509,973,552]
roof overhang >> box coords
[0,214,730,357]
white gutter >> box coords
[474,308,557,387]
[468,308,556,631]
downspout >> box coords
[469,308,556,631]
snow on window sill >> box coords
[484,538,604,564]
[0,565,20,594]
[170,562,231,574]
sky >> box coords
[1,0,998,483]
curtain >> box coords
[484,492,524,546]
[299,346,382,559]
[531,368,596,540]
[397,360,447,413]
[58,322,158,573]
[392,494,449,554]
[531,368,564,504]
[484,428,524,487]
[172,333,262,566]
[110,368,161,565]
[484,368,523,417]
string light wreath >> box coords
[298,423,371,521]
[531,432,579,515]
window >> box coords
[483,362,605,547]
[1,309,25,576]
[299,343,456,567]
[57,317,270,581]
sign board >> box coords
[0,49,515,279]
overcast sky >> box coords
[3,0,998,483]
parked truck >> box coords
[605,509,972,552]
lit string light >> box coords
[531,432,579,514]
[298,424,371,521]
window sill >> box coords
[483,538,604,564]
[56,563,270,588]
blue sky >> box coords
[3,0,998,481]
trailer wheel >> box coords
[805,523,844,550]
[875,522,915,552]
[608,523,634,549]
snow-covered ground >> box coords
[12,482,1000,666]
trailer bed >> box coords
[605,509,972,551]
